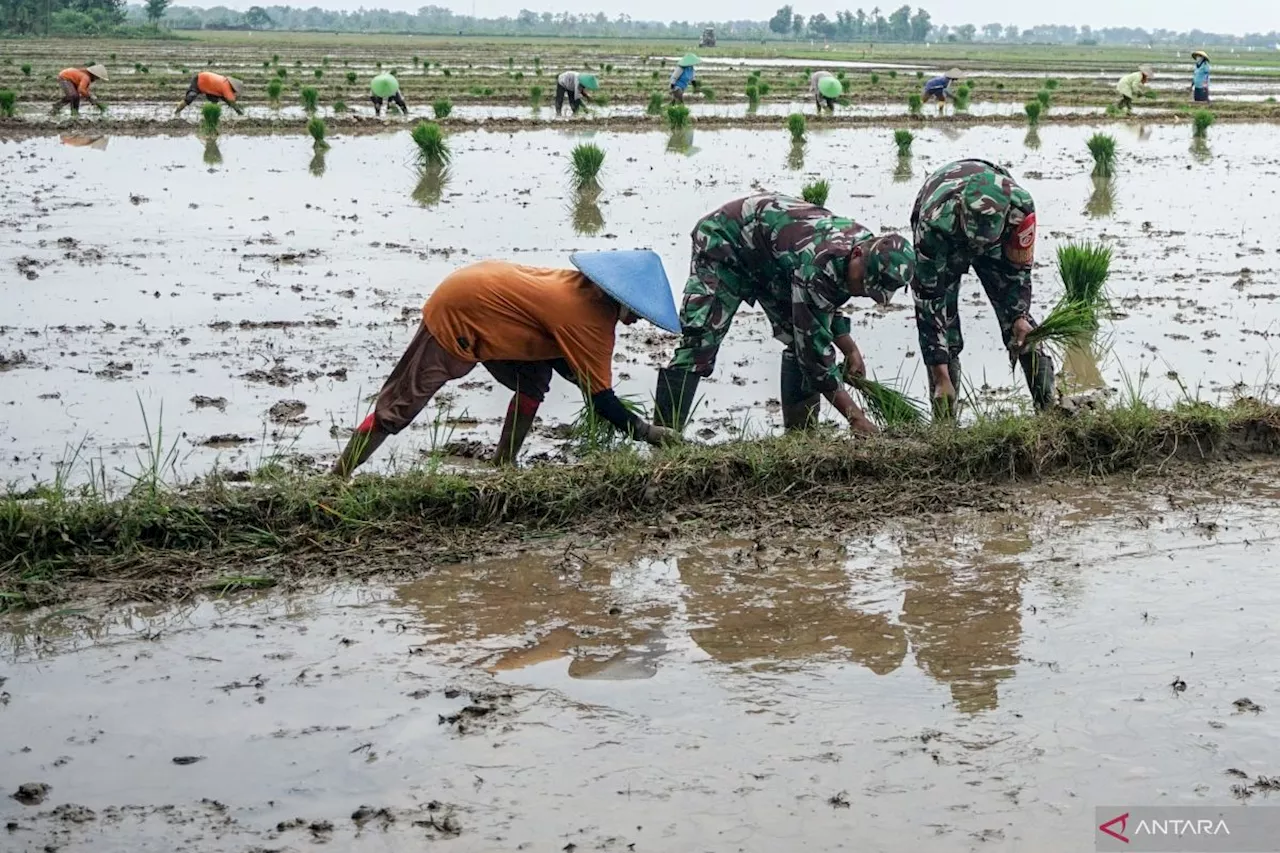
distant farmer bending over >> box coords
[1116,65,1153,112]
[810,71,842,112]
[654,193,917,436]
[55,64,108,115]
[923,68,962,111]
[332,251,682,476]
[369,72,408,116]
[174,71,244,116]
[909,159,1056,417]
[554,71,598,115]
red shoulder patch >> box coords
[1004,211,1036,267]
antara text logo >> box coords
[1098,812,1230,844]
[1094,806,1278,853]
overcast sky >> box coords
[207,1,1274,34]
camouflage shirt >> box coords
[692,193,871,393]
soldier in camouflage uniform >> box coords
[654,193,917,435]
[910,159,1056,415]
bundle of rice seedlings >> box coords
[313,68,323,79]
[786,112,806,141]
[907,93,922,115]
[410,121,450,166]
[307,117,328,149]
[701,87,715,100]
[530,85,543,105]
[202,139,222,166]
[647,91,665,114]
[1044,78,1059,90]
[758,82,771,96]
[953,87,970,111]
[200,102,221,135]
[746,84,759,106]
[869,72,880,84]
[21,63,32,76]
[275,67,287,79]
[666,103,690,129]
[885,130,912,159]
[1020,299,1099,356]
[1086,133,1117,177]
[300,86,319,114]
[332,100,347,113]
[345,70,356,85]
[1036,89,1051,108]
[0,90,16,118]
[800,179,830,208]
[266,79,283,101]
[432,98,452,118]
[1057,241,1112,305]
[1024,101,1042,125]
[568,143,605,188]
[851,376,928,427]
[1192,110,1215,136]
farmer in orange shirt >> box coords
[332,250,684,476]
[175,71,244,116]
[55,64,108,114]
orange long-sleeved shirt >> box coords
[422,261,618,395]
[196,72,237,102]
[58,68,93,97]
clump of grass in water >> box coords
[200,102,221,135]
[894,128,914,156]
[1193,110,1215,137]
[850,376,928,428]
[530,85,542,106]
[647,91,665,115]
[787,112,806,141]
[432,98,452,118]
[1057,241,1112,306]
[907,93,923,116]
[666,103,690,129]
[1087,133,1117,178]
[1024,100,1042,125]
[568,142,605,188]
[300,86,319,114]
[800,179,829,208]
[345,70,356,85]
[307,117,329,150]
[411,121,451,166]
[0,90,16,118]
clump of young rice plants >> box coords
[1024,127,1042,151]
[666,103,691,129]
[647,91,665,114]
[411,163,450,207]
[275,66,287,78]
[300,86,319,113]
[758,82,771,96]
[1021,300,1100,355]
[907,93,923,115]
[432,98,452,118]
[801,179,830,208]
[894,128,914,156]
[850,376,928,428]
[266,79,282,101]
[200,102,221,135]
[1193,110,1215,136]
[1086,133,1117,177]
[869,72,879,84]
[21,63,33,76]
[0,90,16,118]
[953,84,971,111]
[568,142,605,188]
[701,87,715,100]
[1024,100,1042,125]
[313,68,323,79]
[332,100,347,113]
[530,85,543,106]
[746,84,759,107]
[1057,241,1112,306]
[202,138,222,166]
[1036,89,1051,109]
[410,120,450,166]
[345,70,356,84]
[309,150,326,177]
[787,112,806,141]
[1045,78,1059,90]
[307,116,328,149]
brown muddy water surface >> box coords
[2,122,1280,484]
[2,483,1280,851]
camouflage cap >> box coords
[856,234,916,304]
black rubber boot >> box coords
[782,396,820,431]
[1020,350,1057,412]
[654,367,701,431]
[779,351,820,431]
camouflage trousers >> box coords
[911,252,1038,363]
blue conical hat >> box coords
[570,250,681,334]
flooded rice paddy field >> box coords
[2,479,1279,851]
[2,120,1280,483]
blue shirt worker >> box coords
[670,54,700,103]
[1191,51,1210,102]
[923,68,962,104]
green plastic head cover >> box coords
[678,54,702,68]
[371,72,399,97]
[578,73,599,91]
[818,76,842,98]
[857,234,916,305]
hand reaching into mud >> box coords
[849,412,879,436]
[643,423,683,448]
[841,347,866,385]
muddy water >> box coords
[2,122,1279,483]
[2,486,1279,850]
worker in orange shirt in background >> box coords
[174,71,244,116]
[55,64,108,115]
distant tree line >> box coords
[2,1,1277,46]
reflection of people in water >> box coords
[897,519,1030,713]
[678,538,908,674]
[59,134,109,150]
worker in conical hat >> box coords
[55,64,108,115]
[175,71,244,116]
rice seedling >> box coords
[530,85,543,105]
[787,112,806,141]
[410,121,451,166]
[200,102,221,135]
[307,116,329,149]
[1021,300,1100,355]
[568,142,605,188]
[1086,133,1117,178]
[889,70,898,78]
[746,84,759,106]
[569,392,643,453]
[275,66,287,79]
[272,53,279,64]
[20,63,31,76]
[432,98,452,118]
[1024,100,1042,125]
[647,91,665,114]
[262,60,269,68]
[591,93,608,106]
[1057,241,1112,306]
[443,68,452,77]
[953,87,970,111]
[300,86,319,114]
[894,128,914,156]
[758,82,771,96]
[0,90,16,118]
[1036,89,1051,108]
[322,56,331,67]
[850,376,928,428]
[605,63,614,73]
[313,68,323,79]
[870,72,880,84]
[345,70,356,85]
[1192,110,1215,136]
[1045,78,1059,90]
[651,70,660,80]
[666,103,691,129]
[907,93,923,115]
[701,87,715,100]
[332,100,347,113]
[801,179,830,208]
[202,138,222,166]
[266,79,283,101]
[134,62,142,72]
